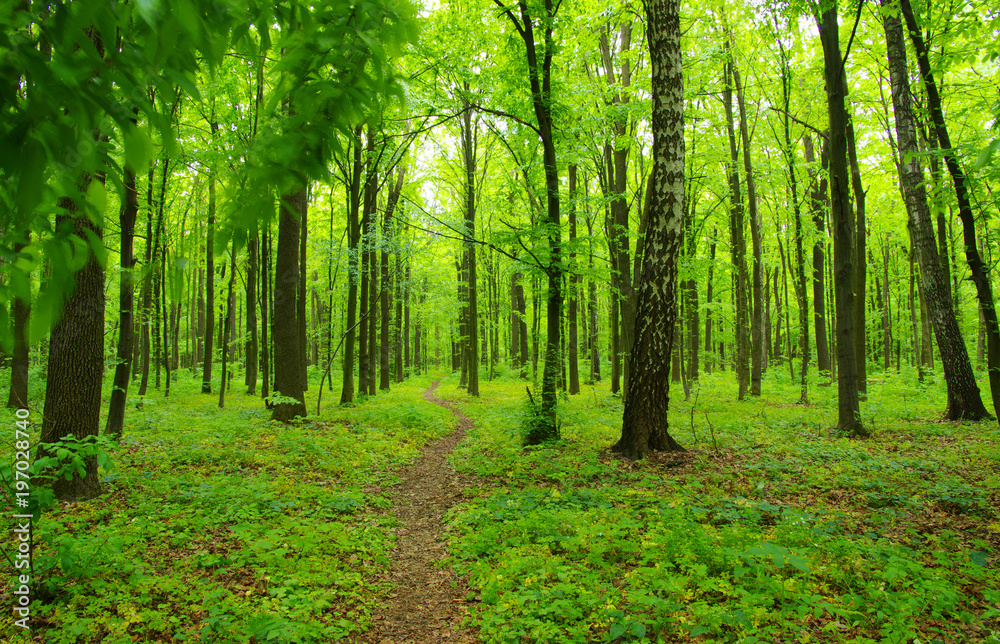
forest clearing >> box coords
[2,0,1000,641]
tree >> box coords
[271,185,308,422]
[493,0,562,441]
[883,2,990,420]
[106,157,139,436]
[899,0,1000,421]
[818,2,868,437]
[613,0,685,460]
[39,193,105,500]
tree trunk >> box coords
[819,2,868,437]
[884,6,989,419]
[272,185,308,422]
[568,164,581,394]
[732,50,764,397]
[614,0,685,460]
[202,120,217,394]
[340,128,363,404]
[106,166,138,433]
[460,98,480,396]
[39,193,104,500]
[723,54,750,399]
[803,134,831,375]
[245,226,259,394]
[900,0,1000,421]
[219,245,237,408]
[6,233,30,410]
[261,225,271,399]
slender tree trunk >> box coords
[219,246,237,408]
[705,233,716,374]
[299,207,309,390]
[261,225,271,399]
[568,164,580,394]
[723,54,750,399]
[819,2,868,437]
[6,233,30,410]
[340,129,363,404]
[106,166,138,434]
[245,226,259,394]
[202,165,215,394]
[732,50,764,396]
[803,134,831,375]
[460,98,480,396]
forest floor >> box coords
[0,363,998,643]
[361,380,480,644]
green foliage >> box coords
[520,387,561,445]
[441,370,1000,644]
[0,369,454,642]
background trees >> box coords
[2,0,1000,482]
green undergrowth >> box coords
[1,367,454,643]
[439,367,1000,644]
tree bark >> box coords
[340,128,363,404]
[6,233,30,410]
[614,0,685,459]
[803,134,831,375]
[900,0,1000,421]
[460,97,479,396]
[819,2,868,437]
[568,163,580,394]
[271,185,308,422]
[732,49,764,397]
[723,53,751,400]
[883,6,989,420]
[39,193,104,500]
[245,225,259,394]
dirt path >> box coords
[362,380,480,644]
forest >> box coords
[1,0,999,642]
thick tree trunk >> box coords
[272,186,308,422]
[614,0,685,460]
[39,194,104,500]
[884,7,989,420]
[819,2,868,437]
[900,0,1000,421]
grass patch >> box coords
[441,367,1000,644]
[0,367,453,643]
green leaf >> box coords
[123,124,153,173]
[136,0,162,27]
[609,623,627,639]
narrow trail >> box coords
[363,380,480,644]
